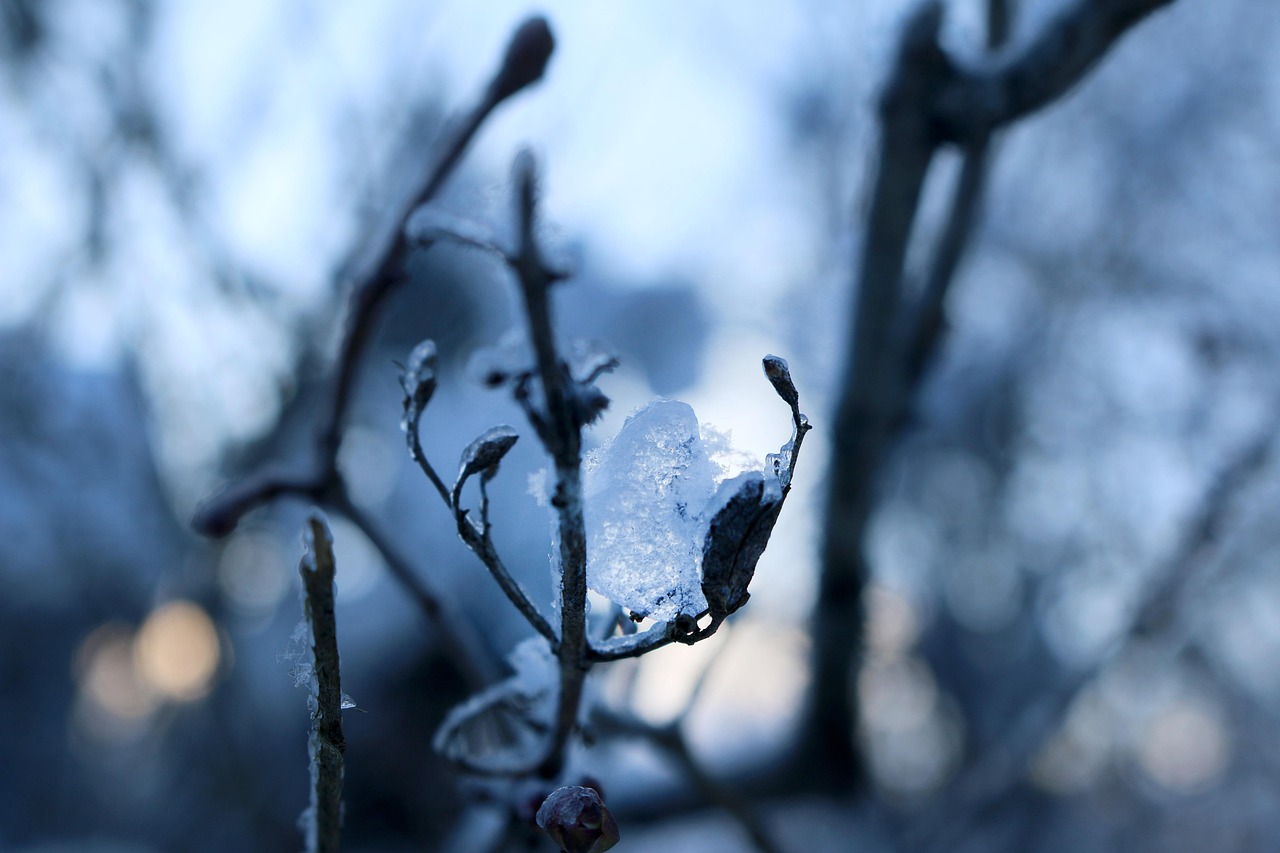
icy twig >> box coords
[299,514,346,853]
[589,622,675,662]
[500,151,588,780]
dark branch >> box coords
[502,151,589,781]
[935,0,1177,143]
[299,514,346,853]
[192,15,556,539]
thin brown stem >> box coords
[299,515,346,853]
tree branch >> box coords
[191,15,555,538]
[935,0,1176,144]
[803,0,1173,793]
[499,151,589,781]
[299,514,346,853]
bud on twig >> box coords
[487,16,556,106]
[535,785,620,853]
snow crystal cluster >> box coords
[582,399,760,623]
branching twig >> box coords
[806,0,1175,791]
[193,17,553,539]
[501,152,588,781]
[935,0,1176,144]
[191,15,556,686]
[299,514,346,853]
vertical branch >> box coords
[804,0,1174,792]
[503,151,589,780]
[808,3,951,792]
[300,514,346,853]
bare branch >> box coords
[192,15,556,539]
[333,490,502,688]
[299,514,346,853]
[501,151,590,781]
[936,0,1177,143]
[804,0,1173,793]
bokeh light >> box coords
[133,600,221,702]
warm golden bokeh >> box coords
[134,600,221,702]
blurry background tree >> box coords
[2,0,1279,851]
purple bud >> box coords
[535,785,620,853]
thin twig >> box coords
[334,489,502,688]
[405,404,451,507]
[191,16,555,538]
[500,152,589,781]
[452,508,559,647]
[299,514,346,853]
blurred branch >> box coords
[299,515,346,853]
[194,15,554,538]
[805,0,1174,792]
[331,489,502,687]
[597,708,783,853]
[594,629,783,853]
[935,0,1176,144]
[191,15,556,685]
[911,426,1274,853]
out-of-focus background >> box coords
[3,0,1279,850]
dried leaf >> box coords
[700,473,783,624]
[452,425,519,506]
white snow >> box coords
[582,399,758,622]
